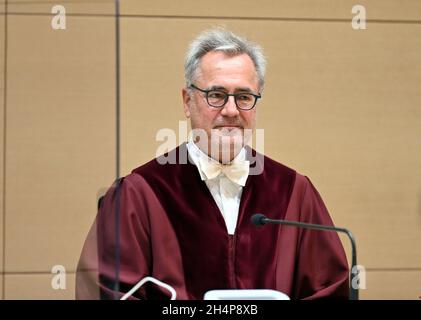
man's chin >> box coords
[213,126,243,136]
[209,135,244,163]
[212,132,243,146]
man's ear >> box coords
[182,88,191,118]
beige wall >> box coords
[1,0,420,299]
[2,1,115,299]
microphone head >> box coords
[251,213,267,226]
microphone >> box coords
[251,213,358,300]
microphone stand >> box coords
[253,214,358,300]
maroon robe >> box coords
[76,143,349,300]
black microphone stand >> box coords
[252,214,359,300]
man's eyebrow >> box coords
[208,85,228,91]
[208,85,254,93]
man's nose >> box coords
[221,96,239,117]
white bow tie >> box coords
[198,156,250,186]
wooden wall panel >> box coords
[121,19,421,281]
[5,273,75,299]
[122,0,421,21]
[360,270,421,300]
[8,0,114,15]
[5,15,115,273]
[259,21,421,270]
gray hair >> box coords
[184,27,266,90]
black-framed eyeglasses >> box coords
[190,84,261,110]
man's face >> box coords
[182,51,260,162]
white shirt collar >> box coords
[186,138,249,186]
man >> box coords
[76,28,349,300]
